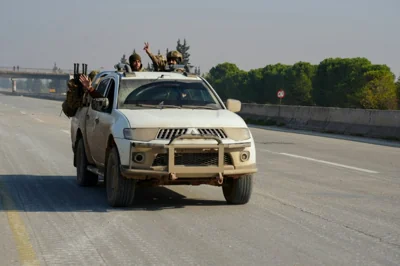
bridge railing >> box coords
[0,66,74,74]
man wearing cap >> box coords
[129,53,144,71]
[143,42,185,72]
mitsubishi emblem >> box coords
[187,128,200,135]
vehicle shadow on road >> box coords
[0,175,227,212]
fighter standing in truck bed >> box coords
[143,42,185,72]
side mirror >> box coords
[92,97,109,111]
[226,98,241,113]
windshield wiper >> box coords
[159,105,182,109]
[133,103,181,109]
[133,104,160,108]
[181,105,217,110]
[156,101,181,109]
[132,103,216,110]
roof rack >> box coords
[164,63,194,72]
[113,62,197,77]
[114,63,132,72]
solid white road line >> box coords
[259,149,379,174]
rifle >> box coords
[60,63,88,118]
[73,63,88,98]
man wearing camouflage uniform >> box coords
[62,70,101,117]
[143,42,184,72]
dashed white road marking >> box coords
[20,110,26,115]
[259,148,379,174]
[61,129,70,135]
[33,117,44,123]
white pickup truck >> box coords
[70,69,257,207]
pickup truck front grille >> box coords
[197,128,227,139]
[156,128,187,140]
[156,128,227,140]
[152,152,233,166]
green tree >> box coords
[176,38,190,64]
[206,62,242,100]
[202,57,397,109]
[396,75,400,108]
[284,62,316,105]
[359,70,398,109]
[259,64,291,104]
[312,57,373,108]
[244,68,263,103]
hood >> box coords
[117,108,247,128]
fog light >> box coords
[132,152,145,163]
[240,151,250,162]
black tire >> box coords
[222,174,253,205]
[106,146,137,207]
[76,138,98,186]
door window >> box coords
[96,78,110,96]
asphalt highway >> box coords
[0,93,399,266]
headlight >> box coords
[123,128,159,141]
[224,128,251,141]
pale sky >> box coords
[1,0,399,77]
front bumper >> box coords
[119,134,257,181]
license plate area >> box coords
[168,144,225,174]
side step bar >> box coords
[87,165,104,181]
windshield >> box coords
[118,79,223,110]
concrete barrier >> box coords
[0,91,65,101]
[1,91,399,141]
[239,103,400,141]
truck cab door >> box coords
[91,78,117,166]
[85,78,110,166]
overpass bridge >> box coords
[0,66,93,93]
[0,66,74,80]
